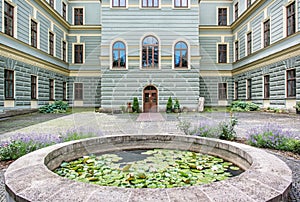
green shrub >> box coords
[218,117,238,141]
[174,98,180,110]
[166,97,173,113]
[132,97,140,113]
[39,100,69,113]
[230,101,259,112]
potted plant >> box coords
[294,102,300,114]
[173,98,180,113]
[166,97,173,113]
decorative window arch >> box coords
[142,36,159,68]
[174,41,188,68]
[112,41,126,68]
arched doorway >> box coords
[143,85,158,112]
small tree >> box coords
[166,97,173,113]
[174,98,180,112]
[132,97,140,113]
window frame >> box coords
[217,44,228,63]
[112,0,127,7]
[263,19,270,47]
[286,2,296,37]
[112,41,127,68]
[31,19,38,48]
[73,44,84,64]
[286,69,296,98]
[141,36,159,69]
[31,75,38,100]
[247,78,252,100]
[49,0,55,8]
[174,41,188,68]
[74,83,83,100]
[174,0,188,8]
[62,40,67,62]
[247,32,252,55]
[4,69,14,100]
[218,83,227,100]
[49,32,54,56]
[142,0,159,8]
[234,81,239,100]
[246,0,251,8]
[63,81,67,101]
[235,40,239,61]
[49,79,55,100]
[263,75,270,99]
[218,7,228,26]
[62,2,67,20]
[73,8,84,25]
[4,1,14,37]
[234,2,238,20]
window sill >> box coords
[4,98,15,101]
[286,97,296,100]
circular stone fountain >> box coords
[5,134,292,202]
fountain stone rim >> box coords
[4,134,292,202]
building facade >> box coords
[0,0,299,112]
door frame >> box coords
[143,85,159,112]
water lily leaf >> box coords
[229,166,240,171]
[122,164,132,172]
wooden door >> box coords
[143,86,158,112]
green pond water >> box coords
[54,149,243,188]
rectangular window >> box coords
[49,32,54,56]
[174,0,188,8]
[235,41,239,61]
[287,2,295,36]
[74,83,83,100]
[218,44,227,63]
[4,2,14,37]
[31,20,38,48]
[287,69,296,97]
[218,83,227,100]
[234,3,238,20]
[63,82,67,101]
[63,41,67,62]
[142,0,159,7]
[234,81,239,100]
[4,69,14,99]
[218,8,227,26]
[31,75,37,100]
[62,2,67,20]
[247,79,252,99]
[247,0,251,8]
[49,79,54,100]
[247,32,252,55]
[74,8,83,25]
[113,0,126,7]
[264,75,270,99]
[264,20,270,47]
[74,44,83,64]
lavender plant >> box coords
[0,127,103,161]
[247,123,300,154]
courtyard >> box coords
[0,110,300,201]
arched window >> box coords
[142,36,159,68]
[174,41,188,68]
[112,41,126,68]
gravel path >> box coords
[0,111,299,201]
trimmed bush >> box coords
[39,100,69,113]
[166,97,173,113]
[132,97,140,113]
[230,101,259,112]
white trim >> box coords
[216,6,229,26]
[245,30,252,56]
[29,17,40,49]
[48,30,56,56]
[216,42,229,64]
[72,7,85,25]
[172,39,190,69]
[139,33,161,69]
[49,0,56,10]
[62,1,68,21]
[72,43,85,64]
[139,0,161,9]
[261,17,270,49]
[110,39,128,70]
[2,1,17,38]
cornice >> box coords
[0,43,69,76]
[69,25,102,31]
[232,43,300,75]
[199,25,232,31]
